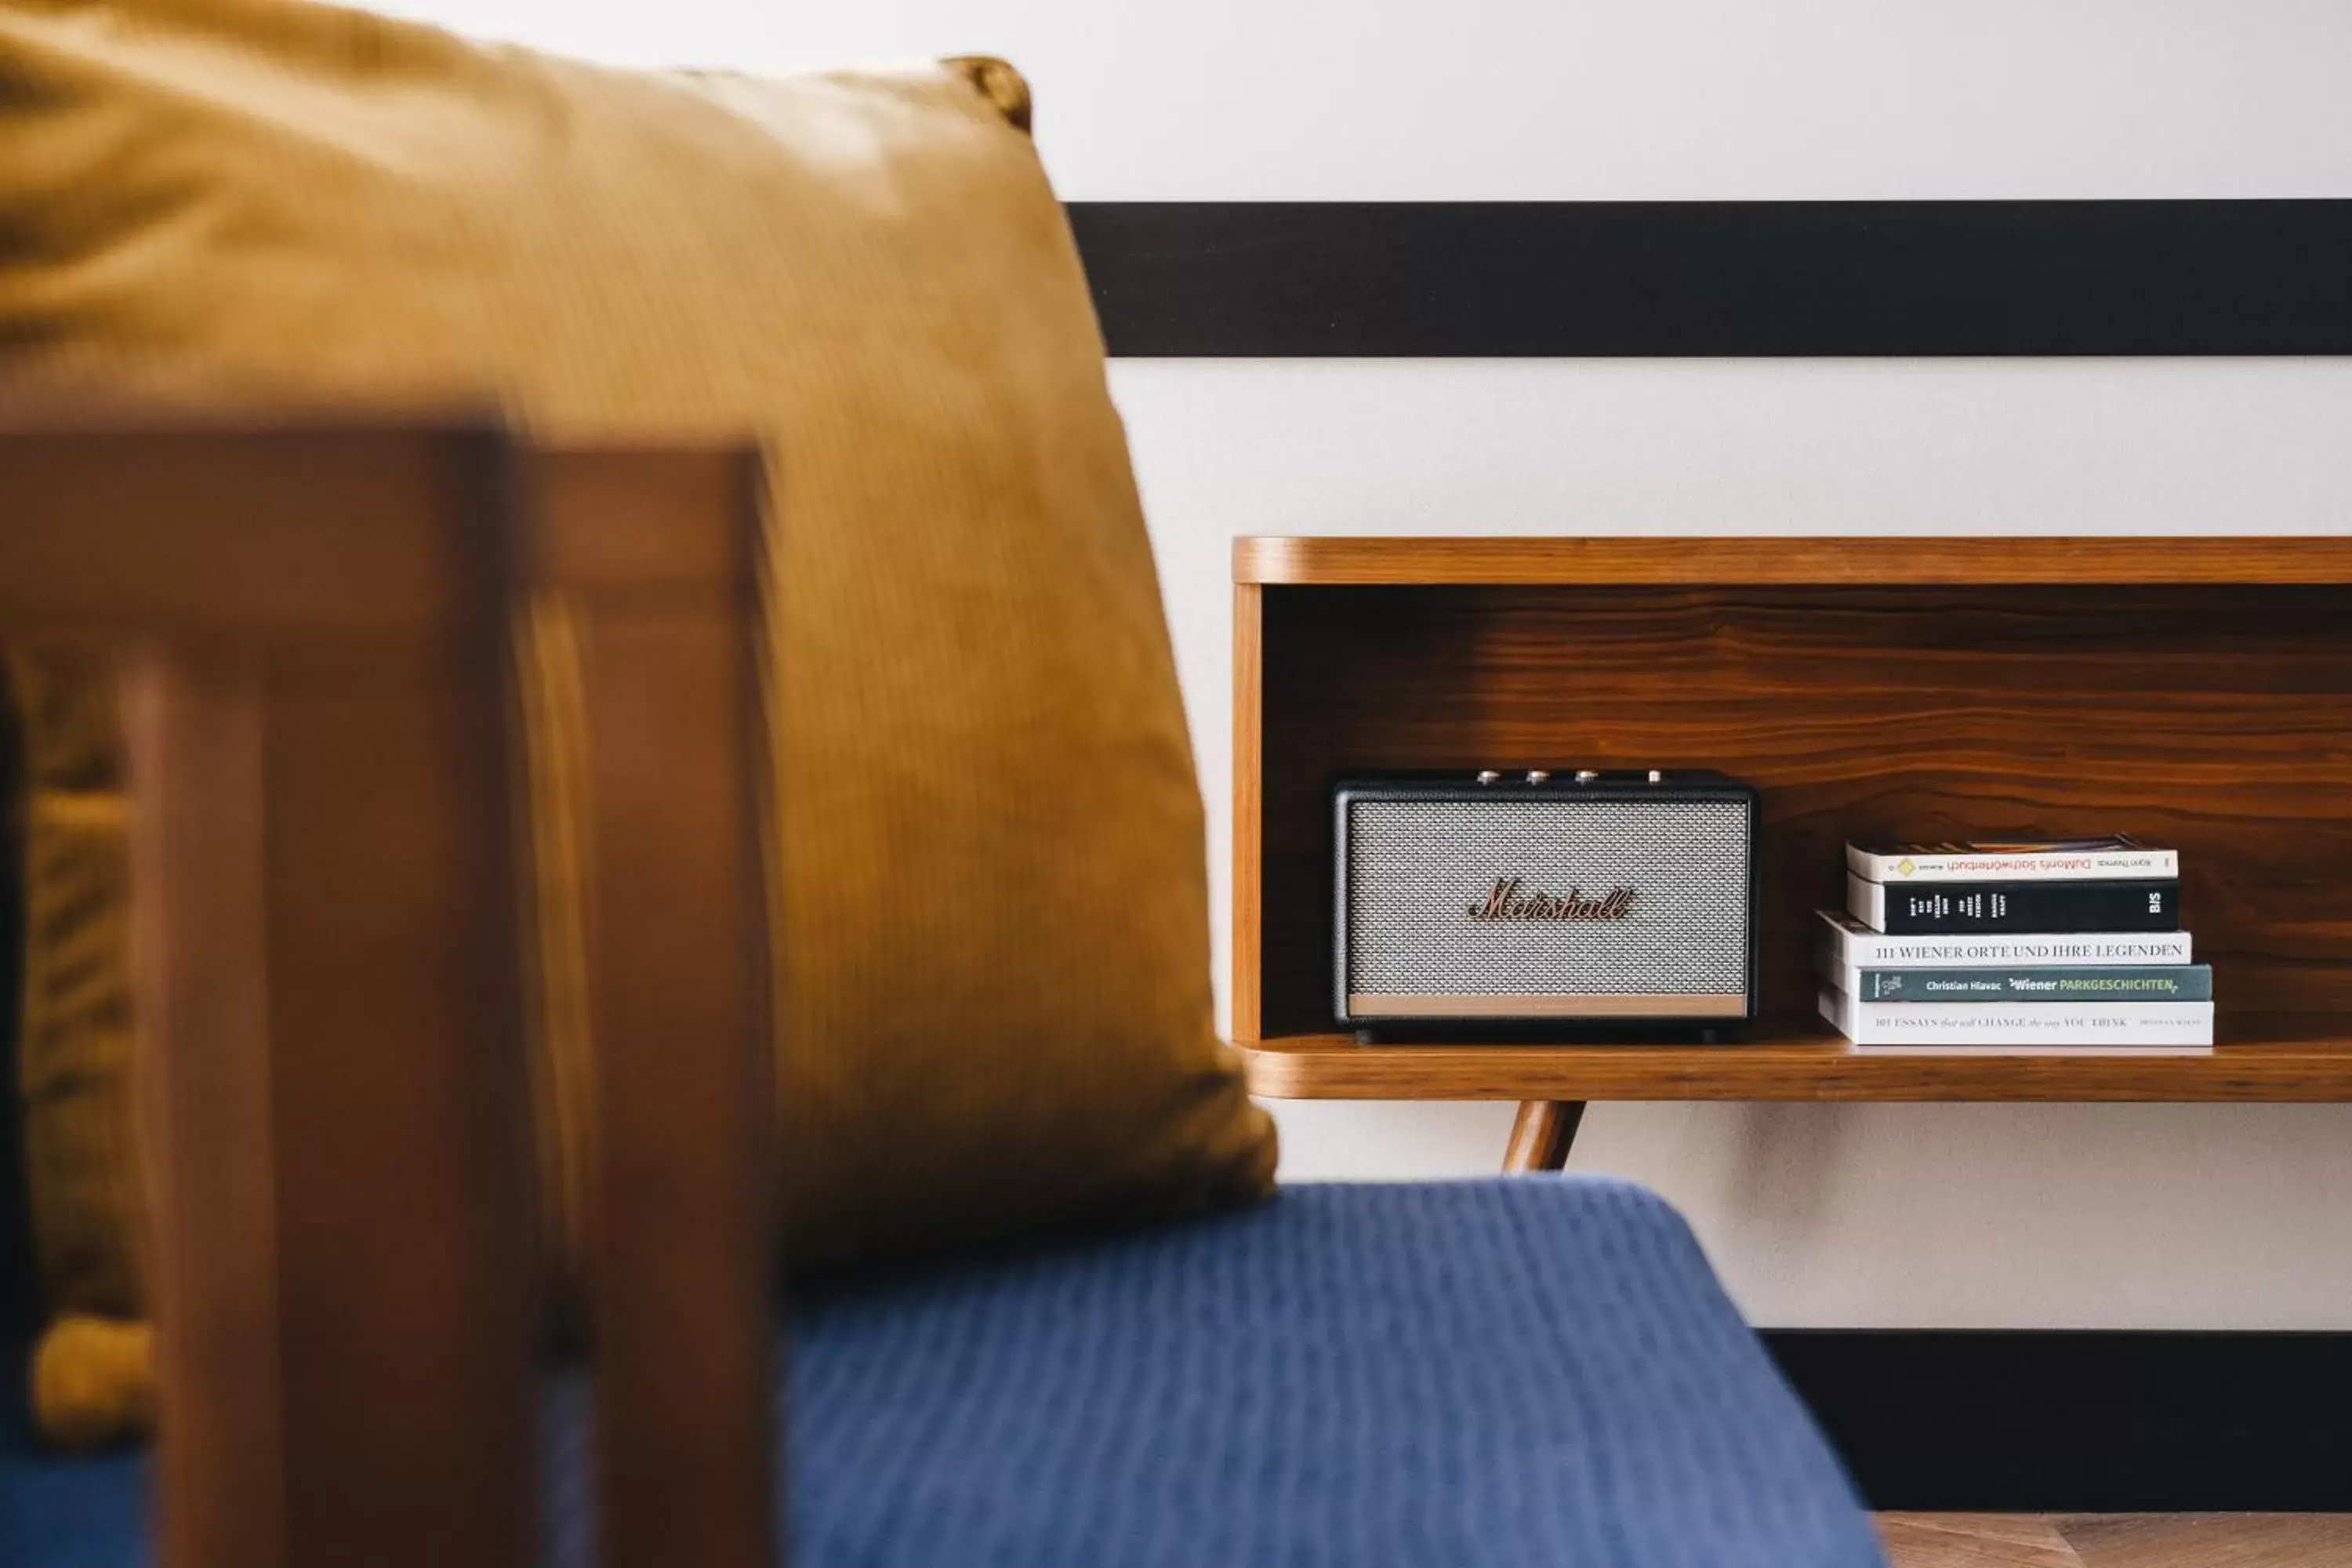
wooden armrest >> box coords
[0,419,775,1568]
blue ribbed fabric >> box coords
[792,1179,1882,1568]
[5,1178,1881,1567]
[0,1352,146,1568]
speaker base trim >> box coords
[1346,993,1751,1020]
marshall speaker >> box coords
[1334,771,1759,1033]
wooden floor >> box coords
[1878,1515,2352,1567]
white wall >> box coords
[383,0,2352,198]
[384,0,2352,1328]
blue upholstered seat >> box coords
[0,1355,145,1568]
[5,1178,1882,1566]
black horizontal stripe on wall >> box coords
[1066,201,2352,357]
[1762,1329,2352,1512]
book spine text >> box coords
[1846,847,2179,883]
[1817,987,2215,1047]
[1813,912,2193,967]
[1849,873,2178,935]
[1851,965,2211,1002]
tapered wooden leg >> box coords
[1503,1100,1585,1172]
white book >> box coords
[1817,985,2214,1052]
[1813,909,2191,969]
[1846,836,2178,884]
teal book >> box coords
[1848,965,2211,1003]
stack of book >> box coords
[1817,836,2212,1055]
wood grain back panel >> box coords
[1254,583,2352,1042]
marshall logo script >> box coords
[1467,877,1637,923]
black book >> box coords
[1846,872,2177,935]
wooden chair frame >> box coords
[0,416,775,1568]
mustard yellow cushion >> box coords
[5,650,148,1313]
[0,0,1274,1443]
[31,1315,154,1451]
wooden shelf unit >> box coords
[1232,536,2352,1106]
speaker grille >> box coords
[1345,799,1751,997]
